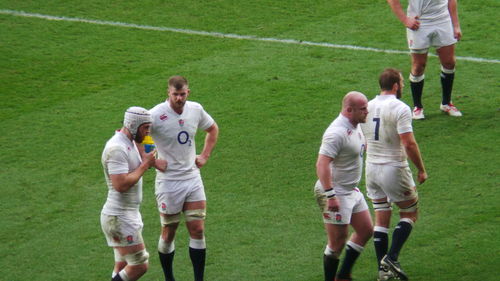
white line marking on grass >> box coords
[1,9,499,64]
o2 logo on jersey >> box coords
[177,131,192,146]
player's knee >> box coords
[158,238,175,254]
[399,200,419,222]
[114,248,126,263]
[324,245,341,259]
[134,262,149,274]
[373,201,392,212]
[411,63,426,75]
[124,249,149,266]
[161,213,181,227]
[441,64,455,73]
[364,227,374,240]
[185,209,206,222]
[189,225,205,239]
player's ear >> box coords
[392,82,399,91]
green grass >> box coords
[1,1,499,280]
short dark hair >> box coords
[379,68,402,91]
[168,75,188,90]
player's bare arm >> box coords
[399,132,428,184]
[316,154,339,212]
[155,159,168,172]
[196,122,219,168]
[110,151,156,192]
[387,0,420,30]
[448,0,462,40]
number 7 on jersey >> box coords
[373,118,380,141]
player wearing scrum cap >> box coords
[149,76,219,281]
[100,107,156,281]
[314,91,374,281]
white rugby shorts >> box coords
[314,186,369,225]
[407,19,457,53]
[101,211,144,247]
[365,162,417,203]
[155,175,206,214]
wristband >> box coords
[324,188,335,198]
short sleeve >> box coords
[319,132,344,159]
[198,106,215,131]
[397,105,413,134]
[105,147,129,175]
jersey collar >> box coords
[116,130,134,146]
[338,113,356,130]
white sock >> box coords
[118,269,130,281]
[158,237,175,254]
[189,237,206,249]
[346,241,364,253]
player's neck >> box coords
[120,127,133,141]
[168,100,185,115]
[341,112,358,128]
[380,90,396,96]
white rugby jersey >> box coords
[360,95,413,166]
[407,0,450,24]
[101,131,143,215]
[316,114,366,194]
[150,101,214,180]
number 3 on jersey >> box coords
[177,131,192,146]
[372,118,380,141]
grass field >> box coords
[1,1,499,280]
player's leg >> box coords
[184,200,207,281]
[387,197,418,262]
[101,213,149,281]
[407,25,431,119]
[113,243,149,281]
[336,205,373,281]
[410,52,428,119]
[365,163,392,270]
[437,44,462,116]
[158,213,180,281]
[434,18,461,116]
[314,185,349,281]
[372,198,393,281]
[156,179,186,281]
[379,166,418,281]
[379,197,417,281]
[324,224,348,281]
[112,249,127,278]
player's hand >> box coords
[155,159,168,172]
[195,155,208,168]
[417,170,428,184]
[405,16,420,30]
[327,197,340,212]
[454,26,462,41]
[144,150,156,168]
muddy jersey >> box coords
[101,131,143,215]
[360,95,413,166]
[316,114,366,194]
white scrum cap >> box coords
[123,106,152,137]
